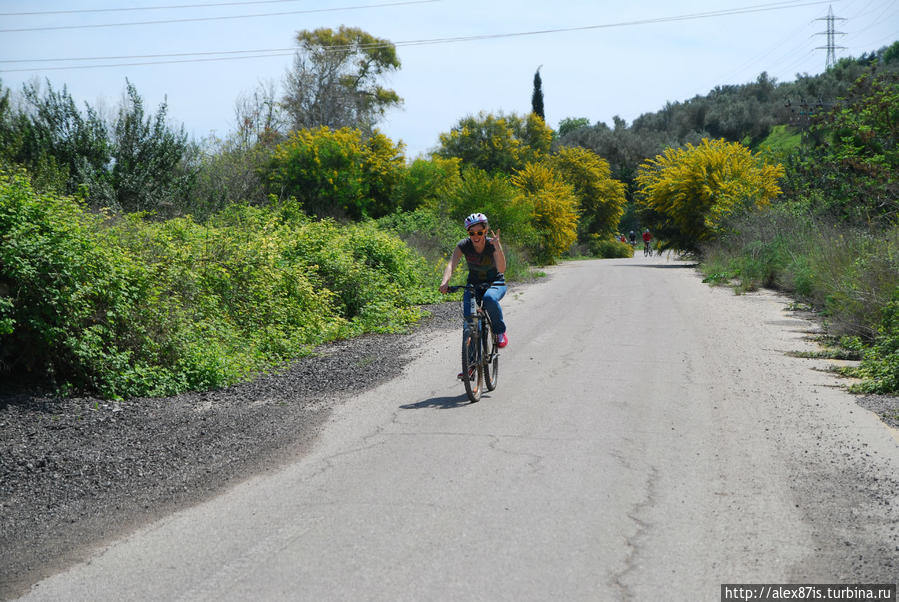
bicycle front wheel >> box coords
[462,328,483,403]
[483,317,499,391]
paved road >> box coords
[17,255,899,601]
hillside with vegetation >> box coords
[1,30,897,397]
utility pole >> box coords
[815,4,846,70]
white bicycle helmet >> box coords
[464,212,488,230]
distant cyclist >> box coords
[628,230,636,246]
[439,212,509,349]
[642,229,653,256]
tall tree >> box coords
[10,80,111,195]
[111,81,195,214]
[233,80,286,150]
[531,66,545,120]
[282,26,402,135]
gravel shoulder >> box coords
[1,302,459,600]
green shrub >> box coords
[394,157,462,212]
[265,127,404,219]
[378,207,460,262]
[0,169,176,397]
[1,171,437,399]
[852,288,899,393]
[589,236,633,258]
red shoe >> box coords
[497,333,508,348]
[457,367,475,381]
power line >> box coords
[716,0,896,83]
[715,19,814,83]
[852,1,899,36]
[0,0,837,73]
[0,0,333,17]
[843,0,879,20]
[0,53,296,73]
[0,48,297,65]
[4,1,861,79]
[0,0,440,33]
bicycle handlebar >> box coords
[445,281,503,293]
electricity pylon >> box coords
[815,4,847,70]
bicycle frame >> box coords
[447,282,501,402]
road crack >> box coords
[611,464,660,601]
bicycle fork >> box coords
[463,315,482,365]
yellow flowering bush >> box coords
[266,126,405,219]
[635,138,784,251]
[549,146,627,239]
[512,163,579,263]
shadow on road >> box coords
[400,394,473,410]
[614,262,698,269]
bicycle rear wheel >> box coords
[462,327,483,403]
[483,317,498,391]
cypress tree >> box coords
[531,67,545,120]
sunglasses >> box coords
[468,229,486,237]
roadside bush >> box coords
[785,72,898,226]
[393,156,462,212]
[377,207,460,274]
[853,288,899,393]
[266,126,404,219]
[589,236,634,258]
[702,209,898,337]
[549,146,628,239]
[0,171,436,399]
[435,111,552,174]
[187,135,274,219]
[0,169,181,397]
[635,138,784,252]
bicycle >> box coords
[446,282,500,403]
[643,240,652,256]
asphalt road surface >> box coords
[16,255,899,601]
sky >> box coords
[0,0,897,159]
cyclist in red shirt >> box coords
[642,229,653,256]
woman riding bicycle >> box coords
[439,212,508,349]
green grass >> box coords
[757,125,802,157]
[699,209,899,394]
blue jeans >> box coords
[463,283,507,340]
